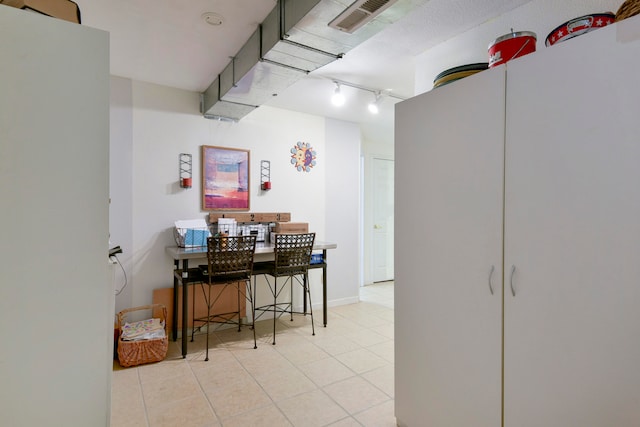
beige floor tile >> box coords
[110,370,147,427]
[203,375,272,419]
[146,395,219,427]
[361,364,394,398]
[370,308,395,323]
[141,374,203,410]
[253,366,317,401]
[234,345,294,377]
[323,376,390,415]
[366,340,394,363]
[137,358,192,384]
[311,335,363,356]
[192,359,254,390]
[327,416,364,426]
[368,323,394,340]
[341,329,389,347]
[335,348,389,374]
[221,404,293,427]
[353,400,397,427]
[277,389,348,427]
[110,282,396,427]
[274,340,330,366]
[297,357,356,387]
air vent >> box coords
[328,0,399,33]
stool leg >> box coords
[191,283,197,342]
[247,279,257,349]
[237,285,241,332]
[289,276,294,322]
[205,284,211,361]
[305,272,315,336]
[272,277,277,345]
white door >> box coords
[504,20,640,426]
[395,67,505,427]
[372,157,394,282]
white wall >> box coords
[110,79,362,314]
[0,8,111,426]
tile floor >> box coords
[111,281,395,427]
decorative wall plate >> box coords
[291,141,316,172]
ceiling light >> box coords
[331,82,345,107]
[201,12,224,26]
[368,92,381,114]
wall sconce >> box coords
[179,153,192,188]
[331,81,345,107]
[260,160,271,190]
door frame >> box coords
[363,153,394,285]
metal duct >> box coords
[201,0,427,121]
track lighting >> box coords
[368,92,381,114]
[331,82,345,106]
[328,78,406,113]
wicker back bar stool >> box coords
[192,235,257,361]
[254,232,316,345]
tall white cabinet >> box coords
[395,15,640,427]
[0,7,111,426]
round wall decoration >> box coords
[290,141,316,172]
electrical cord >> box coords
[110,253,128,296]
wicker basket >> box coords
[117,304,168,368]
[616,0,640,21]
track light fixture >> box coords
[331,82,345,106]
[328,78,406,114]
[368,91,381,114]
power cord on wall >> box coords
[110,253,128,296]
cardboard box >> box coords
[274,222,309,233]
[1,0,81,23]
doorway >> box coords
[372,157,394,282]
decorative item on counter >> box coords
[290,141,316,172]
[545,13,615,47]
[616,0,640,22]
[433,63,489,89]
[488,30,537,68]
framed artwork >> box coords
[201,145,250,211]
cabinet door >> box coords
[395,68,505,427]
[504,18,640,426]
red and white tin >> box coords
[545,13,615,47]
[488,31,537,68]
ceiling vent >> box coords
[201,0,425,121]
[329,0,399,33]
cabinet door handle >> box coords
[510,265,516,297]
[488,265,495,295]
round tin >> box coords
[545,13,615,47]
[488,31,537,68]
[433,63,489,89]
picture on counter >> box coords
[290,141,316,172]
[201,145,250,211]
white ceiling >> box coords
[74,0,624,136]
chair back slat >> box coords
[207,235,257,282]
[274,233,316,275]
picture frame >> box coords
[201,145,250,211]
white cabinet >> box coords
[0,7,111,426]
[504,17,640,426]
[396,15,640,427]
[395,67,505,427]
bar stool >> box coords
[254,232,316,345]
[192,235,257,361]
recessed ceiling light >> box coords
[201,12,224,26]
